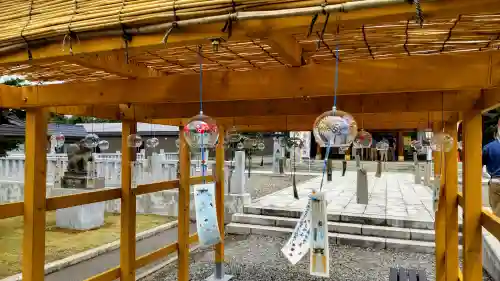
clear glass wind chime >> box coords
[429,94,454,212]
[282,25,357,278]
[183,45,221,247]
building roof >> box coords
[78,123,179,137]
[0,123,87,138]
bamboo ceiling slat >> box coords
[1,1,500,83]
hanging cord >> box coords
[319,22,340,192]
[247,150,252,179]
[292,143,298,199]
[197,45,207,183]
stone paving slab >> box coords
[249,171,442,227]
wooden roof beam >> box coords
[1,0,499,66]
[112,90,480,120]
[67,52,165,78]
[265,34,304,67]
[3,52,494,108]
[152,112,456,132]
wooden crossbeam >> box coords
[68,52,166,78]
[265,34,304,66]
[115,91,480,120]
[0,0,498,67]
[153,112,455,132]
[2,52,495,108]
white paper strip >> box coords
[194,183,221,247]
[310,192,329,277]
[281,202,311,265]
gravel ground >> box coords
[244,174,316,200]
[143,235,494,281]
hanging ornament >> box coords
[257,142,265,151]
[430,132,454,152]
[376,139,390,151]
[146,137,160,148]
[127,134,143,148]
[98,140,110,151]
[422,128,433,147]
[83,133,100,148]
[411,140,424,152]
[353,129,372,148]
[313,107,357,148]
[226,126,242,143]
[183,113,219,150]
[51,133,65,148]
[236,142,244,150]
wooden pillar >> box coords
[178,127,191,281]
[433,122,443,176]
[462,111,483,280]
[435,156,446,281]
[397,131,404,161]
[444,121,459,281]
[120,121,137,281]
[215,126,225,278]
[22,108,48,281]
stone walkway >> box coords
[250,171,436,225]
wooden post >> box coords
[444,121,459,281]
[462,111,483,281]
[120,121,137,281]
[215,126,226,278]
[22,108,48,281]
[433,122,442,177]
[397,131,404,161]
[178,127,191,281]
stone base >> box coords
[224,193,251,223]
[205,274,233,281]
[52,188,105,230]
[57,176,105,189]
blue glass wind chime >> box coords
[182,45,222,248]
[281,21,358,278]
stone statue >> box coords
[60,140,103,189]
[66,140,93,173]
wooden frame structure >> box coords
[2,0,500,280]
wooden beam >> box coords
[462,110,483,281]
[178,128,191,281]
[120,121,137,281]
[4,52,494,108]
[154,112,456,132]
[0,0,499,66]
[68,52,166,78]
[265,34,303,66]
[22,108,48,281]
[116,91,480,120]
[444,120,459,281]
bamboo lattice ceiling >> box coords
[0,0,500,82]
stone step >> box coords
[244,206,435,230]
[232,213,435,242]
[226,223,436,254]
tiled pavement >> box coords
[249,171,459,225]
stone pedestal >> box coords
[52,188,105,230]
[355,154,360,168]
[424,162,431,186]
[415,164,421,184]
[59,172,105,190]
[231,151,246,194]
[356,168,368,204]
[272,137,285,173]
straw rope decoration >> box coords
[0,1,500,83]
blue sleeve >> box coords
[483,145,488,167]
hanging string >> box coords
[292,144,298,199]
[197,45,206,183]
[319,22,340,192]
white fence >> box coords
[0,151,219,216]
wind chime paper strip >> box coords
[310,192,329,277]
[281,201,311,265]
[194,183,221,247]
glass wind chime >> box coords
[285,136,304,200]
[183,45,221,247]
[282,28,357,278]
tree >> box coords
[0,78,28,156]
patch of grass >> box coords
[0,212,175,278]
